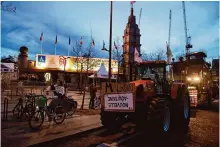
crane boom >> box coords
[138,8,142,28]
[168,9,172,46]
[182,1,192,57]
[182,1,188,46]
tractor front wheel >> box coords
[147,98,173,137]
[175,86,191,133]
[100,109,123,132]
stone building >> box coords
[122,6,141,81]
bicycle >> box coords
[94,96,101,109]
[12,93,36,119]
[28,95,66,130]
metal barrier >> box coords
[3,97,9,121]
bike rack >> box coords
[3,97,9,121]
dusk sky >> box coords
[1,1,219,61]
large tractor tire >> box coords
[147,97,173,137]
[175,85,190,133]
[100,109,124,132]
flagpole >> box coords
[68,45,70,56]
[41,41,42,54]
[55,44,56,55]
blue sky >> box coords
[1,1,219,62]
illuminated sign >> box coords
[44,73,51,82]
[35,54,118,73]
[38,55,46,63]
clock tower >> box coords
[122,6,141,81]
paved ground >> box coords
[120,109,219,147]
[39,109,219,147]
[1,114,101,147]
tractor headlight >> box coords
[193,77,200,81]
[187,77,192,81]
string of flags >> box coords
[39,33,97,47]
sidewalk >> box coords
[1,90,100,114]
[2,114,102,147]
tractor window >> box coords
[141,67,164,80]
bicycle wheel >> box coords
[12,103,23,119]
[94,97,101,108]
[28,110,44,130]
[53,106,66,124]
[24,104,35,118]
[66,105,76,116]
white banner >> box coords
[104,93,134,112]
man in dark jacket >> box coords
[89,83,96,109]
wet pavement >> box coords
[44,109,219,147]
[120,109,219,147]
[1,115,101,147]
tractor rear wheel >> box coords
[176,86,190,133]
[147,97,173,136]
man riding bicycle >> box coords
[46,80,65,119]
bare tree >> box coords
[1,55,16,63]
[72,41,85,92]
[141,51,156,61]
[112,37,123,81]
[141,49,166,61]
[80,41,100,110]
[155,49,166,60]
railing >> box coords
[2,96,9,121]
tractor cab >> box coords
[135,60,170,95]
[137,60,167,81]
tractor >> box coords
[100,60,191,136]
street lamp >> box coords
[108,1,113,82]
[101,48,109,52]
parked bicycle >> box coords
[94,96,101,109]
[28,95,66,130]
[12,93,36,119]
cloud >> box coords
[1,1,219,61]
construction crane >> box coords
[166,9,173,80]
[166,9,172,64]
[138,8,142,28]
[168,9,172,51]
[182,1,193,59]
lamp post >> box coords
[108,1,113,82]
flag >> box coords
[134,47,142,63]
[40,32,43,41]
[92,38,95,46]
[69,36,71,45]
[55,35,58,44]
[79,37,83,45]
[103,40,105,48]
[130,1,136,5]
[114,41,118,49]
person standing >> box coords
[89,83,96,109]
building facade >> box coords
[17,46,118,88]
